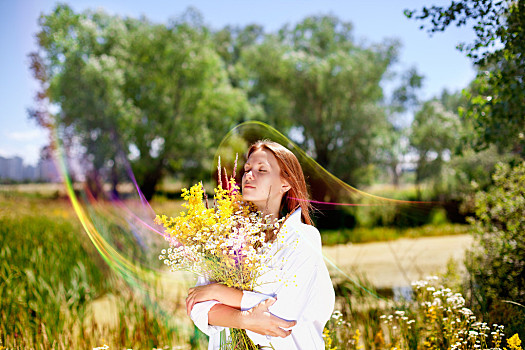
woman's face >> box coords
[241,148,289,210]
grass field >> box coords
[0,189,203,349]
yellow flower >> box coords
[353,329,363,349]
[506,334,523,350]
[374,330,385,346]
[155,173,279,292]
[323,327,337,350]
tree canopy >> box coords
[29,5,250,199]
[238,15,400,199]
[405,0,525,157]
[30,7,415,200]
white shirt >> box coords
[190,207,335,350]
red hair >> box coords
[246,140,314,226]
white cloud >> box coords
[0,142,46,167]
[5,129,47,141]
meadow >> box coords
[0,185,521,349]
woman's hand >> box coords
[186,283,215,316]
[186,283,243,316]
[241,297,297,338]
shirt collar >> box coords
[282,206,302,228]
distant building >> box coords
[38,158,61,182]
[7,156,23,180]
[0,157,7,179]
[0,156,60,182]
[23,165,37,181]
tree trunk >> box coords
[415,162,422,201]
[391,162,400,188]
[110,160,120,200]
[139,167,163,202]
[86,169,103,200]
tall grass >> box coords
[0,215,109,345]
[0,193,202,349]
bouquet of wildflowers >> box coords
[154,157,285,349]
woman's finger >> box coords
[189,299,196,316]
[277,319,296,329]
[186,295,193,316]
[273,329,285,338]
[270,327,289,338]
[263,297,276,308]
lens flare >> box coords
[51,119,439,311]
[214,121,438,298]
[50,121,178,300]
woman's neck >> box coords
[254,197,281,222]
[262,207,279,223]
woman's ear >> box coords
[280,179,291,194]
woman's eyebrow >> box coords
[244,161,268,167]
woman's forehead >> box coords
[246,149,278,167]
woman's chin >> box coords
[241,194,256,202]
[242,196,262,207]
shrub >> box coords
[464,161,525,339]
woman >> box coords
[186,140,335,349]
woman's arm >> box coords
[207,298,296,338]
[186,283,243,316]
[190,228,327,322]
[188,286,296,338]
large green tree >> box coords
[237,15,400,200]
[29,5,249,199]
[405,0,525,157]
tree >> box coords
[213,24,265,88]
[378,67,424,187]
[29,5,249,200]
[409,100,461,199]
[437,89,518,203]
[239,15,400,200]
[405,0,525,157]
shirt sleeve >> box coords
[241,290,273,311]
[189,275,226,336]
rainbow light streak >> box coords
[291,197,432,206]
[52,123,164,292]
[216,121,437,206]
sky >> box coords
[0,0,477,166]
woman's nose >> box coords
[244,170,254,180]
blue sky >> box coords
[0,0,477,166]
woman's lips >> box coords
[244,185,255,189]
